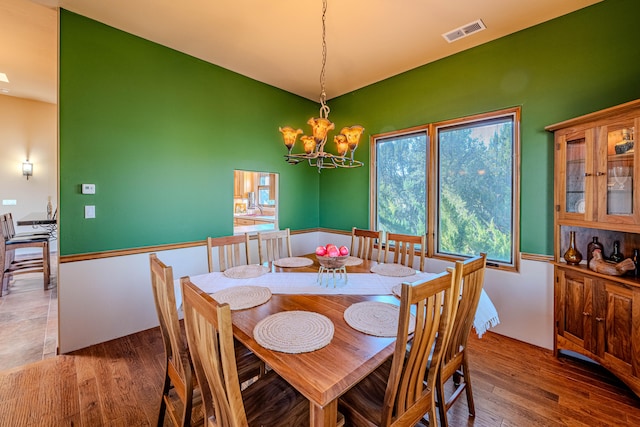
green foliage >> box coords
[376,134,427,236]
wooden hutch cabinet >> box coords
[547,99,640,398]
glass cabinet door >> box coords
[600,121,636,222]
[564,135,587,215]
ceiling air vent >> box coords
[442,19,486,43]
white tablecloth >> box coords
[175,270,499,337]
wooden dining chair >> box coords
[350,227,382,262]
[206,234,251,273]
[4,212,50,239]
[338,265,463,427]
[257,228,292,264]
[383,232,426,271]
[181,277,345,426]
[436,253,487,427]
[149,254,264,427]
[1,214,50,295]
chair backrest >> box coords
[383,232,426,271]
[149,254,192,396]
[381,265,462,425]
[350,227,382,262]
[181,277,248,426]
[0,213,13,240]
[207,234,251,272]
[257,228,292,264]
[441,253,487,374]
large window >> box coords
[371,108,520,269]
[373,129,428,238]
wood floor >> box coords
[1,327,639,427]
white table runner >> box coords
[175,270,499,337]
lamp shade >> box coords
[22,161,33,179]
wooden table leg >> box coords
[310,400,338,427]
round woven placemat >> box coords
[211,286,272,310]
[273,257,314,268]
[344,256,363,266]
[223,264,269,279]
[253,311,334,353]
[344,301,415,337]
[371,263,416,277]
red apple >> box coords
[327,247,340,257]
[325,243,337,252]
[315,246,327,256]
[339,246,349,256]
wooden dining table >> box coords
[183,254,498,427]
[232,256,396,427]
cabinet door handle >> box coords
[596,317,604,322]
[596,171,606,176]
[583,312,591,317]
[584,173,593,177]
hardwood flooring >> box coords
[0,253,57,371]
[1,325,639,425]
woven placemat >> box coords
[223,265,269,279]
[211,286,272,310]
[371,263,416,277]
[253,311,334,353]
[344,301,415,337]
[273,257,314,268]
[344,256,363,266]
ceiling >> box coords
[1,0,602,105]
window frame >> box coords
[370,107,521,271]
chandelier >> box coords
[279,0,364,172]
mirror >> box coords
[233,170,279,234]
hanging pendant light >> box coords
[279,0,364,172]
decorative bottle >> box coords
[563,231,582,265]
[46,196,53,219]
[631,249,640,277]
[586,237,604,266]
[609,240,624,263]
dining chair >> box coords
[149,253,264,427]
[383,232,426,272]
[338,264,463,426]
[1,214,50,296]
[257,228,292,264]
[181,277,345,426]
[206,234,251,273]
[436,253,487,427]
[350,227,382,262]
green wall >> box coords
[320,0,640,255]
[60,0,640,257]
[59,11,322,255]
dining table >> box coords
[17,212,57,238]
[177,255,499,427]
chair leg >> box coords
[436,373,449,427]
[43,241,50,289]
[157,366,170,427]
[462,358,476,416]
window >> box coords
[372,129,428,238]
[371,108,520,269]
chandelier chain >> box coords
[319,0,330,119]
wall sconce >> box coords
[22,161,33,180]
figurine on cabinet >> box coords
[589,248,635,276]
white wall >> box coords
[0,95,58,251]
[58,230,554,352]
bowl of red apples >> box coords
[316,244,350,268]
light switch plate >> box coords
[2,199,16,205]
[85,205,95,219]
[82,184,96,194]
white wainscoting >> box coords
[58,231,553,353]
